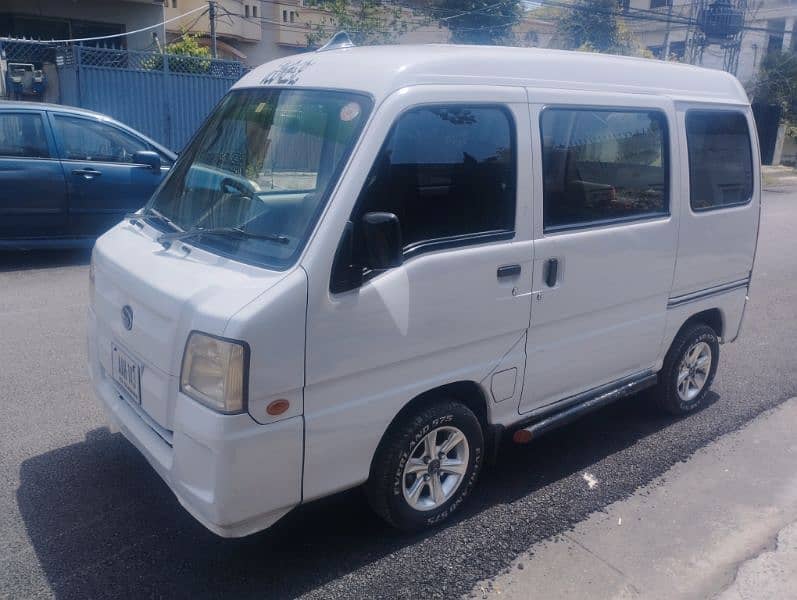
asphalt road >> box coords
[1,190,795,600]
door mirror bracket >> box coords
[330,221,364,294]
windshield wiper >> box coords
[126,208,182,232]
[157,226,290,248]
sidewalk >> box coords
[470,397,797,600]
[763,165,797,190]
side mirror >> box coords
[132,150,162,172]
[362,211,403,270]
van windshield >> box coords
[146,88,371,269]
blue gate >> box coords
[57,46,246,151]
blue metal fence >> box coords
[56,46,246,151]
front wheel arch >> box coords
[368,380,490,477]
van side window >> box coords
[540,108,668,231]
[686,111,753,211]
[355,105,516,254]
[0,113,50,159]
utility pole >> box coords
[662,0,674,59]
[208,0,218,58]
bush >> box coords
[143,31,211,74]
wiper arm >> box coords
[126,208,182,232]
[157,226,290,248]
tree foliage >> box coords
[420,0,524,45]
[304,0,410,46]
[751,51,797,126]
[145,31,211,73]
[554,0,646,55]
[164,32,212,59]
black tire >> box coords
[366,400,484,531]
[654,322,719,415]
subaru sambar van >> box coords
[88,39,760,537]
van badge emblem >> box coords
[121,305,134,331]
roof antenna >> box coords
[317,31,354,52]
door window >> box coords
[540,108,669,231]
[355,105,516,255]
[0,113,50,158]
[685,111,753,211]
[53,115,150,164]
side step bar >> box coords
[512,372,658,444]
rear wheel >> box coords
[654,323,719,415]
[367,401,484,531]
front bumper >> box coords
[87,308,303,537]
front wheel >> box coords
[366,401,484,531]
[654,323,719,415]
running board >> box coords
[512,372,658,444]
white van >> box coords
[88,41,760,537]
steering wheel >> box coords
[221,176,257,198]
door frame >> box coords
[521,88,681,414]
[299,84,536,501]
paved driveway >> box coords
[1,190,796,600]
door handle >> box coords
[72,168,102,179]
[497,264,521,279]
[544,258,559,287]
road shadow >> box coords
[0,249,91,273]
[16,391,719,599]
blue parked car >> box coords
[0,101,176,248]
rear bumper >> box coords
[87,307,303,537]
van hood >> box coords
[92,221,289,379]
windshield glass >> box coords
[147,88,371,269]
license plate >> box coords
[112,344,141,403]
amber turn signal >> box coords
[512,429,533,444]
[266,399,290,416]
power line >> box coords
[0,5,208,45]
[210,0,789,45]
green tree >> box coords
[164,31,212,60]
[145,31,211,73]
[420,0,524,45]
[751,51,797,126]
[554,0,645,55]
[304,0,411,46]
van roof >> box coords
[233,44,750,106]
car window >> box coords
[0,113,50,159]
[53,115,150,164]
[541,108,668,231]
[686,111,753,211]
[355,105,516,254]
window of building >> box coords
[540,108,668,231]
[354,105,516,255]
[0,113,50,158]
[53,115,150,164]
[245,5,250,17]
[171,0,177,9]
[685,111,753,211]
[650,0,671,8]
[290,11,296,23]
[283,10,288,22]
[252,4,258,17]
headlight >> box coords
[180,332,248,414]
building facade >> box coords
[165,0,453,67]
[0,0,166,50]
[626,0,796,85]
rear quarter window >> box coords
[685,111,753,211]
